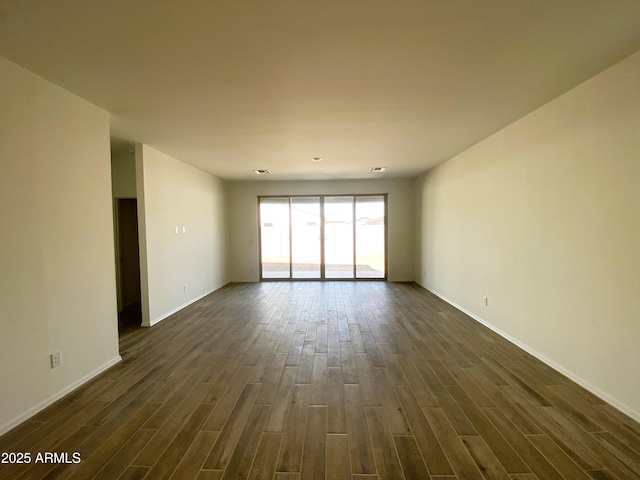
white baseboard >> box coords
[146,287,219,327]
[426,287,640,424]
[0,355,122,436]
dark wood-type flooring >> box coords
[2,282,640,479]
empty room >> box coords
[1,1,639,479]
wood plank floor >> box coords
[2,282,640,480]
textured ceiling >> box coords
[1,1,639,180]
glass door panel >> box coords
[260,198,291,278]
[355,196,386,278]
[324,196,354,279]
[291,197,321,278]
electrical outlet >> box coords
[50,351,62,369]
[483,296,488,306]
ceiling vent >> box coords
[369,167,387,173]
[253,169,271,175]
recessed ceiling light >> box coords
[369,167,386,173]
[311,157,322,162]
[253,169,271,175]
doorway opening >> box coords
[259,195,387,280]
[115,198,142,334]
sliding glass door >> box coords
[355,195,385,278]
[259,198,290,279]
[291,197,321,278]
[259,195,386,280]
[324,196,355,279]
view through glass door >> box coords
[324,196,354,278]
[292,197,321,278]
[259,195,386,280]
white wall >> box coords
[226,178,415,282]
[415,50,640,420]
[136,145,228,326]
[111,151,137,198]
[0,56,121,434]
